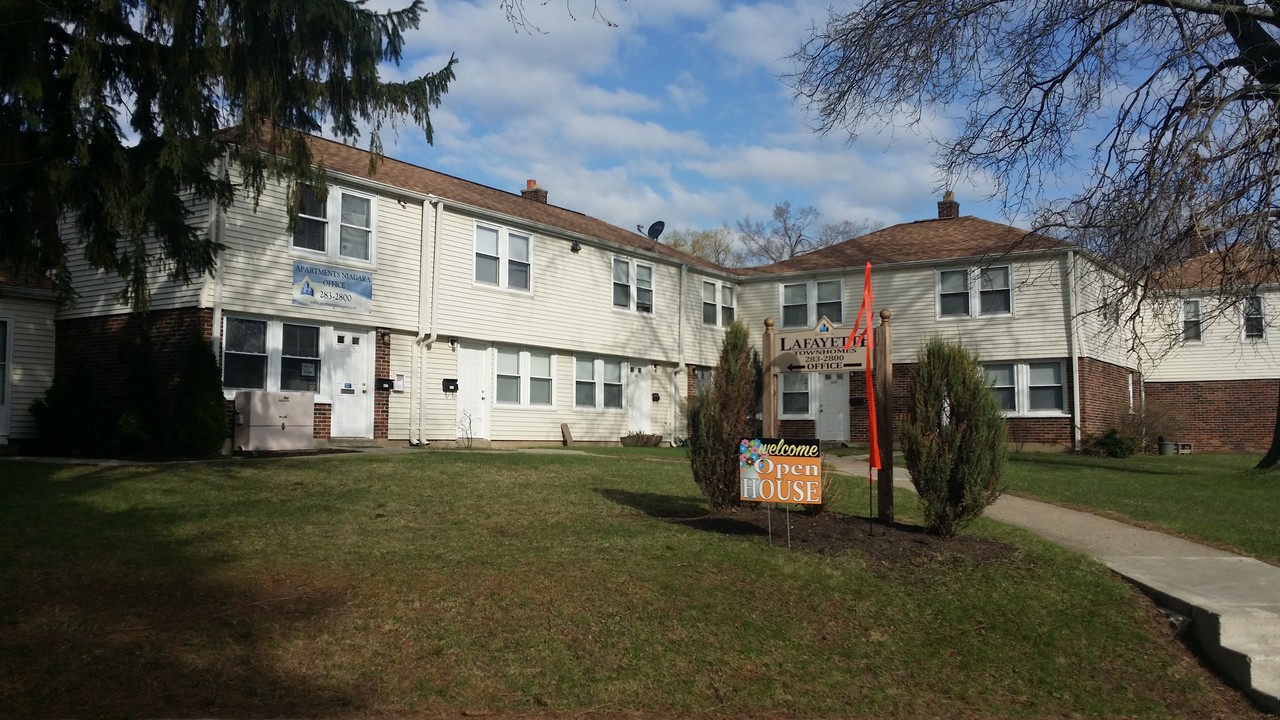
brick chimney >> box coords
[521,179,548,204]
[937,190,959,219]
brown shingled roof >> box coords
[0,263,56,293]
[1155,245,1280,292]
[296,134,728,273]
[740,215,1071,275]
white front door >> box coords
[0,319,9,442]
[817,372,850,443]
[456,342,490,440]
[329,327,372,438]
[627,362,652,433]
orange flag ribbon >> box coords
[844,262,880,470]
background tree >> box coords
[664,226,746,267]
[737,201,876,265]
[791,0,1280,467]
[1,0,457,307]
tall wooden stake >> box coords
[763,317,778,437]
[874,309,894,523]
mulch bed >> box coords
[677,507,1016,566]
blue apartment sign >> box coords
[292,262,373,313]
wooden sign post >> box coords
[874,309,894,523]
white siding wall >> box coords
[1073,258,1138,369]
[0,294,56,440]
[683,273,732,367]
[1143,289,1280,382]
[428,205,681,362]
[60,198,211,318]
[214,173,423,331]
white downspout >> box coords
[671,263,689,446]
[209,151,230,353]
[416,197,444,444]
[1067,251,1082,451]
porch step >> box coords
[324,438,383,449]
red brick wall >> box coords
[55,309,213,427]
[314,403,332,439]
[374,328,391,439]
[1079,358,1138,437]
[1144,379,1279,453]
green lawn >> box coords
[1004,452,1280,564]
[0,451,1261,718]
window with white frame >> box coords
[780,373,811,416]
[694,366,715,395]
[575,356,624,409]
[613,258,654,314]
[223,317,268,390]
[1183,299,1202,343]
[1243,296,1265,340]
[984,361,1066,415]
[280,323,321,392]
[475,224,532,291]
[938,266,1011,318]
[702,281,736,326]
[780,279,843,328]
[292,183,374,263]
[496,347,554,407]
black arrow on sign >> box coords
[787,364,806,371]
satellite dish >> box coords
[647,221,665,241]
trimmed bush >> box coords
[899,338,1007,537]
[165,332,229,456]
[30,365,104,455]
[688,320,760,511]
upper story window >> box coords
[702,281,736,326]
[292,184,374,263]
[780,279,842,328]
[575,356,624,409]
[1183,299,1202,343]
[938,266,1011,318]
[1243,296,1266,340]
[475,224,532,291]
[496,347,554,407]
[613,258,654,314]
[984,361,1066,416]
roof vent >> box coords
[522,179,548,204]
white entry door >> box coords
[329,327,372,438]
[456,342,490,440]
[817,372,850,443]
[627,362,652,433]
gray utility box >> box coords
[233,390,316,452]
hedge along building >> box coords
[55,133,739,447]
[732,197,1145,451]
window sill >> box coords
[290,248,376,270]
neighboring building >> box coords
[1138,248,1280,452]
[735,197,1141,450]
[0,265,57,444]
[44,133,1275,452]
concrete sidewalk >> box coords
[825,454,1280,714]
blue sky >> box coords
[365,0,1013,242]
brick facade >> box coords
[1144,379,1279,453]
[55,308,214,430]
[374,328,391,439]
[1078,358,1138,438]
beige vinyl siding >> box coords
[59,197,211,318]
[684,274,730,367]
[880,258,1072,363]
[215,174,423,331]
[1072,258,1137,369]
[0,294,56,440]
[429,206,682,362]
[1143,290,1280,382]
[387,331,416,439]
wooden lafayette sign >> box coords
[772,316,867,372]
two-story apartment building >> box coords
[13,133,1271,454]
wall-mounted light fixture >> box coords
[570,240,581,254]
[449,337,458,350]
